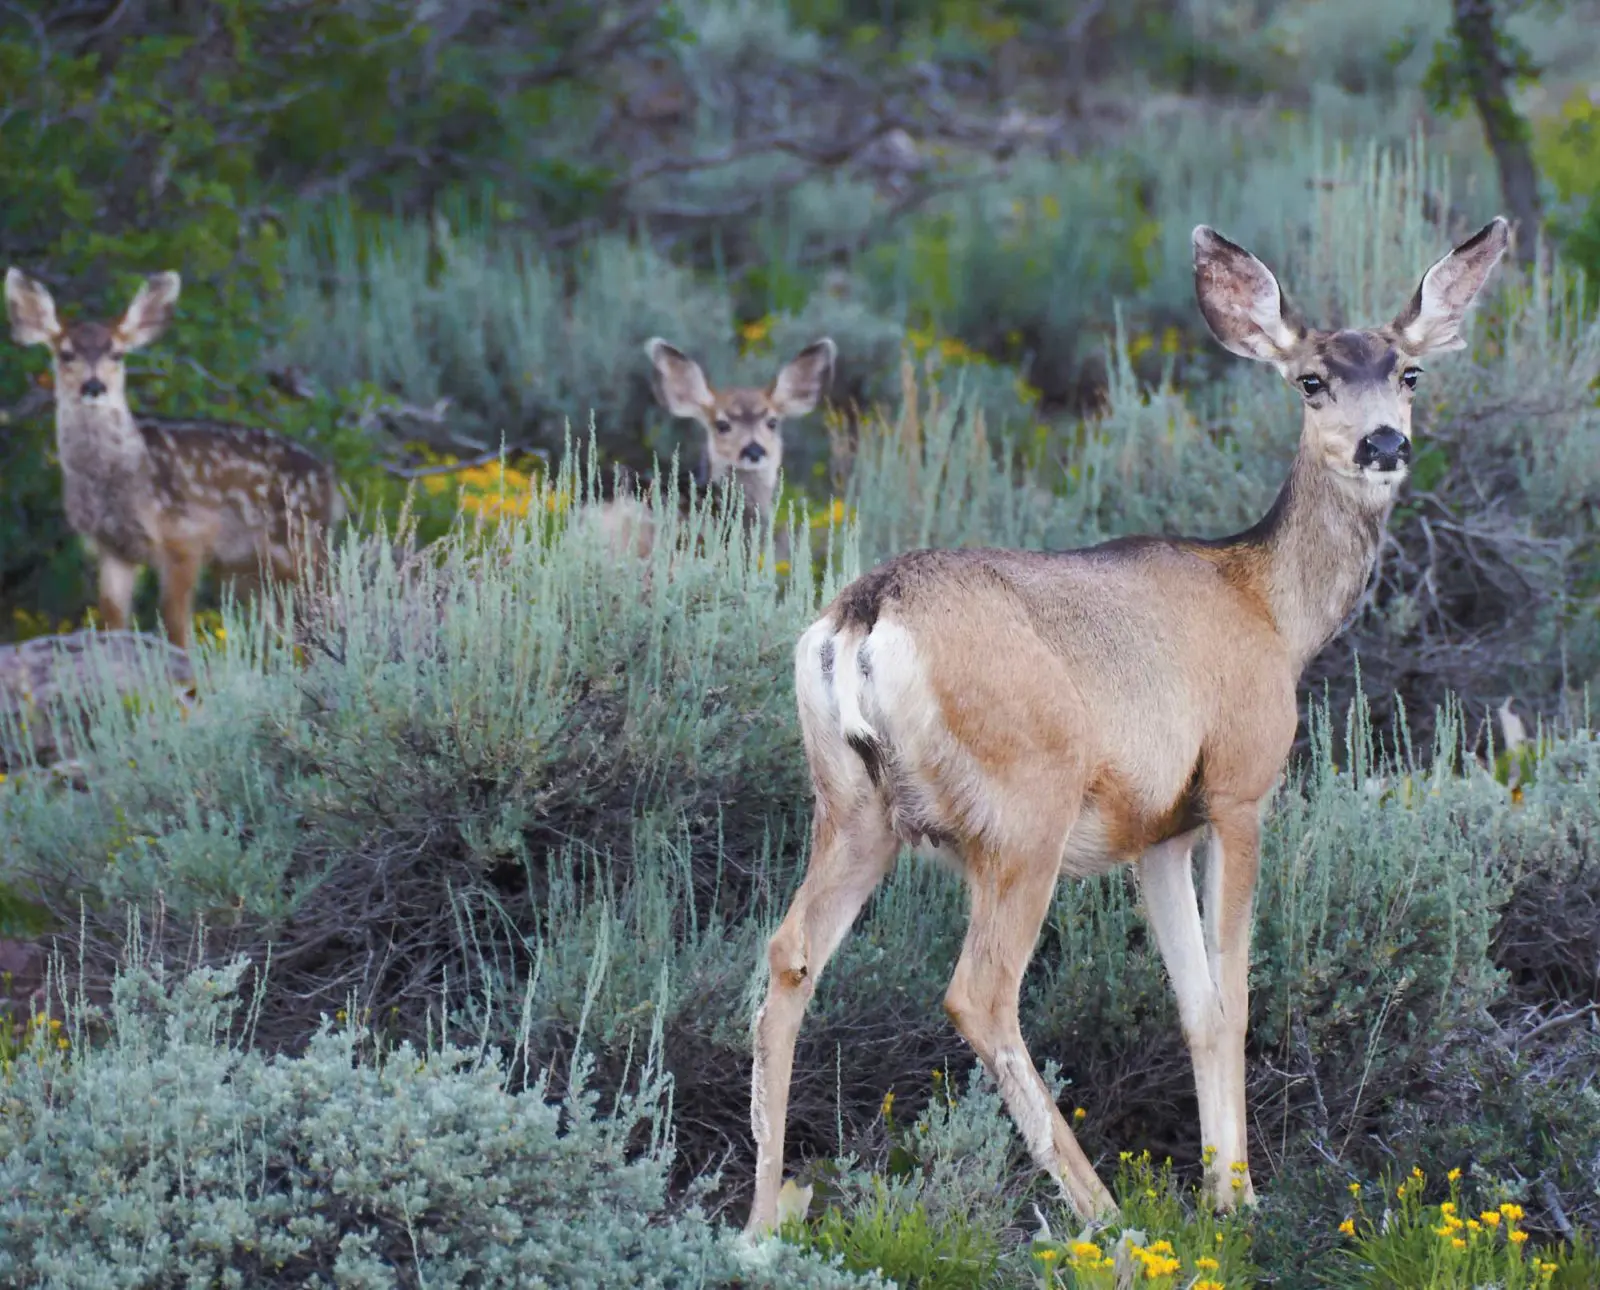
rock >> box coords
[0,629,195,770]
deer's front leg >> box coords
[1138,828,1235,1203]
[96,552,139,633]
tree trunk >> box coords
[1452,0,1543,263]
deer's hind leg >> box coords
[747,799,898,1235]
[944,816,1118,1222]
[153,538,205,652]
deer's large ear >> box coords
[1391,217,1510,356]
[117,272,181,351]
[1192,226,1305,365]
[5,268,61,347]
[769,338,836,418]
[645,337,715,420]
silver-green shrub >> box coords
[0,955,880,1290]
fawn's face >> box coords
[1192,219,1509,497]
[646,337,837,499]
[5,270,181,414]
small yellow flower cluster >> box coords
[1063,1238,1110,1272]
[1128,1238,1181,1280]
[13,1012,69,1055]
[1345,1165,1554,1279]
[739,316,774,355]
[810,498,853,530]
[192,608,227,645]
[413,449,558,522]
[1126,327,1184,363]
[904,327,1008,382]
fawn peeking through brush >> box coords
[589,336,836,563]
[744,216,1511,1234]
[5,269,346,651]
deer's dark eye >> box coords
[766,416,779,430]
[1297,374,1325,397]
[59,350,76,364]
[714,418,732,434]
[110,349,125,362]
[1401,367,1422,390]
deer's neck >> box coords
[735,468,776,523]
[1231,447,1393,675]
[55,398,148,474]
[54,399,156,550]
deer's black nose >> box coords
[1354,426,1410,472]
[739,441,766,464]
[80,377,107,398]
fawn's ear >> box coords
[5,268,61,347]
[769,338,836,418]
[117,272,181,351]
[645,337,716,421]
[1392,216,1510,356]
[1192,226,1305,366]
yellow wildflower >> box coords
[1348,1182,1361,1196]
[1447,1168,1462,1182]
[1072,1107,1086,1122]
[1412,1166,1425,1180]
[1036,1249,1057,1263]
[1468,1220,1482,1232]
[1440,1202,1456,1216]
[1501,1203,1525,1222]
[1338,1219,1356,1237]
[1481,1212,1501,1227]
[1509,1230,1529,1246]
[1194,1282,1226,1290]
[1147,1240,1174,1256]
[774,560,791,576]
[880,1091,894,1117]
[56,1037,69,1050]
[1452,1238,1467,1250]
[1196,1255,1220,1271]
[1070,1242,1101,1260]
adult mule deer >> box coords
[746,216,1510,1231]
[6,269,346,651]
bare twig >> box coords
[1519,1003,1598,1048]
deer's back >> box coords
[140,418,343,570]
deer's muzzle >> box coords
[1354,427,1410,473]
